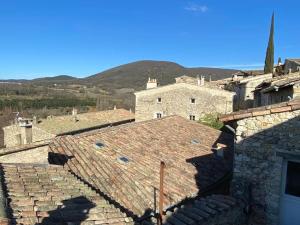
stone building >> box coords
[254,72,300,106]
[2,108,134,148]
[284,58,300,74]
[228,73,273,110]
[220,100,300,225]
[135,76,235,122]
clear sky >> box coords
[0,0,299,79]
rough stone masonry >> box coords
[221,103,300,225]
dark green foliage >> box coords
[264,13,275,74]
[0,97,96,111]
[199,114,224,130]
[85,60,238,91]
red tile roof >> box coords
[219,100,300,122]
[163,195,244,225]
[49,116,234,216]
[2,164,133,225]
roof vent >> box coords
[118,156,130,164]
[95,142,105,149]
[191,139,200,144]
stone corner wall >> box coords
[232,110,300,225]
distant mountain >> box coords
[84,60,237,91]
[0,60,238,91]
[0,75,76,84]
[31,75,77,84]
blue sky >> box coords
[0,0,299,79]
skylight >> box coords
[191,139,200,144]
[95,142,105,149]
[118,156,130,164]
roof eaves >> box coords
[219,100,300,122]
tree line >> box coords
[0,97,96,111]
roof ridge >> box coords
[75,115,183,138]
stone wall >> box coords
[0,145,49,164]
[259,87,293,106]
[135,83,235,122]
[284,59,300,74]
[232,110,300,225]
[3,124,55,148]
[235,74,273,110]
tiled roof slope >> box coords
[36,109,134,135]
[0,140,50,156]
[162,195,244,225]
[258,72,300,93]
[2,164,134,225]
[49,116,234,216]
[219,99,300,122]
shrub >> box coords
[199,113,224,130]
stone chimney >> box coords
[277,57,282,66]
[72,108,78,116]
[146,77,158,89]
[197,75,205,86]
[72,108,78,122]
[33,116,37,125]
[19,119,33,145]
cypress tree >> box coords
[264,13,275,74]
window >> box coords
[157,97,162,103]
[189,115,196,121]
[190,98,196,104]
[285,161,300,197]
[156,113,162,119]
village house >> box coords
[135,76,235,122]
[253,72,300,107]
[220,99,300,225]
[0,115,249,225]
[284,58,300,74]
[0,108,134,165]
[227,73,273,110]
[49,116,234,216]
[2,108,134,148]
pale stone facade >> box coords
[227,108,300,225]
[232,74,273,110]
[135,81,235,122]
[284,59,300,74]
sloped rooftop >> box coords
[1,163,133,225]
[35,109,134,135]
[49,116,234,216]
[162,194,244,225]
[258,72,300,93]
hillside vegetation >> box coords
[85,60,237,91]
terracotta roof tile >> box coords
[35,109,134,135]
[49,116,234,216]
[163,195,244,225]
[2,164,133,225]
[219,99,300,122]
